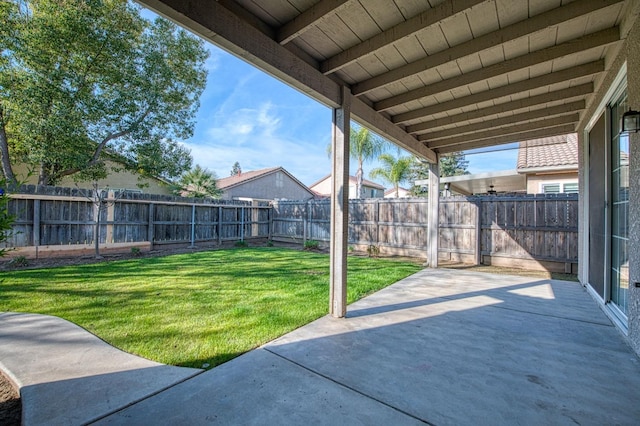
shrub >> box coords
[131,247,142,256]
[367,245,380,258]
[303,240,320,250]
[235,240,248,247]
[0,180,15,258]
[8,255,28,268]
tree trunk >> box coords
[0,108,16,185]
[356,158,364,199]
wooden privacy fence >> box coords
[3,186,271,256]
[3,186,578,272]
[272,198,429,255]
[273,194,579,272]
[439,194,579,272]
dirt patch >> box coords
[0,371,20,426]
[0,243,251,271]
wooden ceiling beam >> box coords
[351,98,437,163]
[320,0,485,75]
[136,0,437,163]
[392,60,604,124]
[420,101,584,141]
[277,0,350,45]
[353,0,622,95]
[434,125,577,153]
[424,115,578,148]
[406,83,593,134]
[375,27,619,111]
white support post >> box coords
[330,86,351,318]
[427,158,440,268]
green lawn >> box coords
[1,247,421,368]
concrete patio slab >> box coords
[96,348,424,425]
[99,268,640,425]
[0,312,201,425]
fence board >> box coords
[5,187,578,270]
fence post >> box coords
[303,202,308,245]
[190,204,196,248]
[251,201,259,237]
[240,206,245,241]
[147,203,154,250]
[375,199,380,247]
[308,200,313,242]
[106,190,115,243]
[475,198,482,265]
[268,203,273,241]
[217,206,223,245]
[33,199,41,250]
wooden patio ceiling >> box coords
[138,0,631,163]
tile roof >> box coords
[516,133,578,170]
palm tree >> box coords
[327,125,389,198]
[369,154,413,198]
[175,165,222,198]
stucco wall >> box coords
[525,173,578,194]
[577,5,640,356]
[626,10,640,356]
[311,177,383,198]
[222,171,313,201]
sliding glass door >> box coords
[609,93,630,317]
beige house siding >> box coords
[525,173,579,194]
[12,161,173,195]
[221,170,314,201]
[310,175,384,199]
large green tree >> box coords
[0,0,208,186]
[408,151,469,196]
[175,164,222,199]
[369,153,413,198]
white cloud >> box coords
[183,102,332,185]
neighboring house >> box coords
[516,133,578,194]
[384,187,411,198]
[310,175,385,199]
[217,166,314,201]
[437,134,579,196]
[12,159,174,195]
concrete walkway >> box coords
[3,269,640,425]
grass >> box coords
[0,247,421,369]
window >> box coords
[541,182,579,194]
[563,182,579,193]
[275,172,283,188]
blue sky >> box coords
[143,9,518,187]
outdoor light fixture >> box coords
[487,185,497,195]
[621,109,640,133]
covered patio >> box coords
[89,269,640,424]
[136,0,640,356]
